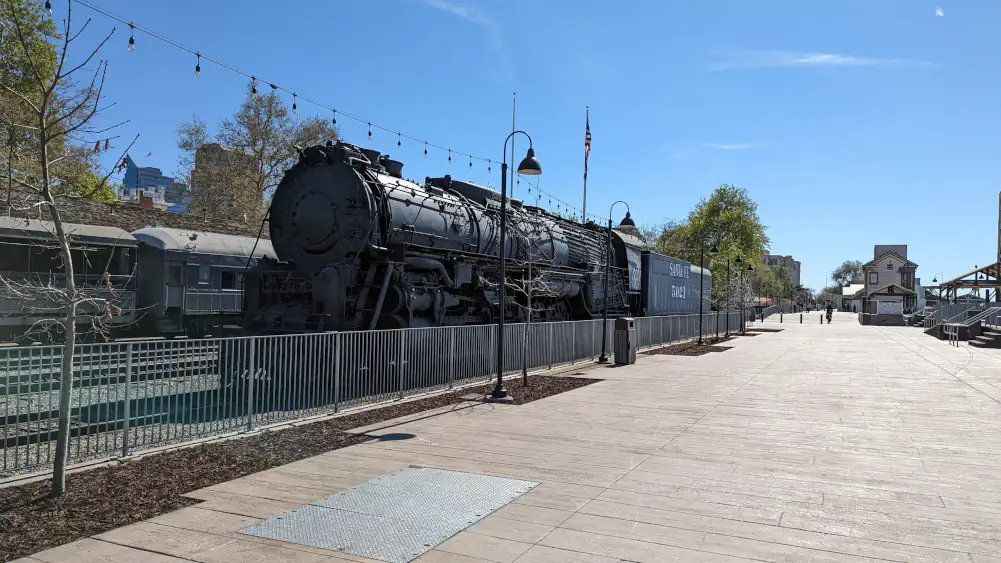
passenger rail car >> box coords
[0,217,275,343]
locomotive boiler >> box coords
[243,141,637,333]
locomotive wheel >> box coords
[550,300,572,322]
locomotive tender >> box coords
[244,141,710,334]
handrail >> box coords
[948,307,1001,328]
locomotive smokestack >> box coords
[360,148,381,165]
[382,158,404,179]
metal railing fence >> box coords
[0,311,743,476]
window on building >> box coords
[220,270,236,290]
[198,264,211,284]
[869,272,878,285]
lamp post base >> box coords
[484,390,514,404]
[597,354,609,364]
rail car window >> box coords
[220,270,236,290]
[0,244,30,272]
[83,248,113,277]
[30,246,63,274]
[197,264,211,284]
[167,264,183,286]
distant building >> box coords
[120,155,189,213]
[764,255,801,287]
[190,143,258,218]
[856,244,919,316]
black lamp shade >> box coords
[734,256,743,264]
[517,147,542,176]
[619,211,635,227]
[746,265,754,272]
[932,277,937,283]
[710,245,720,254]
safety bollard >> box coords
[820,313,823,324]
[800,313,803,323]
[780,312,783,323]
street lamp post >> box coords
[488,131,542,402]
[931,272,945,305]
[741,263,754,334]
[727,257,743,337]
[598,201,632,364]
[697,243,720,345]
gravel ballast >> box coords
[0,374,599,562]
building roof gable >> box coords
[863,251,918,269]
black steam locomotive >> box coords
[242,141,709,334]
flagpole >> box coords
[510,92,516,199]
[583,105,589,220]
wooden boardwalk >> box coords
[20,313,1001,562]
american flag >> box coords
[584,110,591,180]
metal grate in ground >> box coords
[238,466,538,563]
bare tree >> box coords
[477,203,570,386]
[0,0,136,496]
[176,82,339,224]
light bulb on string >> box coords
[291,93,297,114]
[194,52,201,78]
[397,133,401,148]
[448,149,451,164]
[128,23,135,51]
[487,160,491,174]
[250,77,257,95]
[331,110,337,125]
[468,156,472,168]
[44,0,51,15]
[424,142,428,158]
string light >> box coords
[194,52,200,78]
[424,142,428,158]
[70,0,500,172]
[367,122,372,140]
[448,149,452,164]
[397,133,401,148]
[468,155,472,168]
[251,77,257,95]
[487,160,491,174]
[128,23,135,51]
[44,1,51,15]
[331,110,336,125]
[291,93,297,114]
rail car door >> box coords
[165,262,185,310]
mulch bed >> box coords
[746,328,783,333]
[643,336,734,356]
[0,374,598,562]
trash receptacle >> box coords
[614,317,636,365]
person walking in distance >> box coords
[826,302,833,324]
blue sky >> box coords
[68,0,1000,291]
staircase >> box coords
[971,325,1001,348]
[906,307,930,327]
[941,307,1001,347]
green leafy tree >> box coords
[831,259,863,287]
[649,185,770,306]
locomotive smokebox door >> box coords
[269,160,374,272]
[614,317,636,365]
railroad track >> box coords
[0,346,221,394]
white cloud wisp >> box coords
[709,50,932,71]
